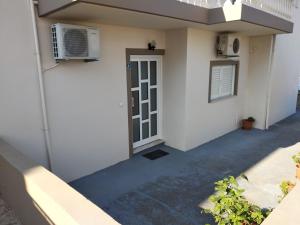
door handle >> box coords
[132,97,135,108]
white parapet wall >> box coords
[178,0,293,21]
[262,183,300,225]
[0,139,119,225]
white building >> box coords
[1,0,300,183]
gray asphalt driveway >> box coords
[70,112,300,225]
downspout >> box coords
[264,34,276,130]
[27,0,53,171]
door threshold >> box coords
[134,139,165,154]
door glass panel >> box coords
[132,91,140,116]
[141,61,148,80]
[133,118,140,142]
[131,57,159,147]
[142,122,149,139]
[151,114,157,136]
[142,103,149,121]
[131,61,139,88]
[141,83,149,101]
[150,88,157,112]
[150,61,157,85]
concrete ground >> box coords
[70,112,300,225]
[0,196,21,225]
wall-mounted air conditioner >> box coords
[51,23,100,60]
[216,34,240,57]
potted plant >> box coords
[292,153,300,179]
[242,117,256,130]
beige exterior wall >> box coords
[1,0,300,183]
[163,29,188,150]
[246,6,300,129]
[184,28,249,149]
[0,0,49,167]
[163,28,250,151]
[268,6,300,126]
[163,27,289,151]
[246,35,273,129]
[1,0,166,182]
[38,18,166,181]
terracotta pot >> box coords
[296,164,300,180]
[242,119,254,130]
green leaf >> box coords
[203,176,272,225]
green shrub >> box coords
[203,176,271,225]
[292,153,300,164]
[280,180,295,200]
[247,117,256,123]
[280,181,291,196]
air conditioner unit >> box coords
[216,34,240,57]
[51,23,100,60]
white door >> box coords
[130,55,162,151]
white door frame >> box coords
[129,55,163,152]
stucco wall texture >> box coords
[0,0,299,182]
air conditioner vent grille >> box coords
[233,38,240,54]
[63,29,88,57]
[51,26,59,58]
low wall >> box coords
[0,139,119,225]
[262,183,300,225]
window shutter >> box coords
[211,66,222,100]
[210,62,237,102]
[220,65,235,97]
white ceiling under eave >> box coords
[42,2,285,36]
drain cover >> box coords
[143,150,169,160]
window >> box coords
[209,60,239,102]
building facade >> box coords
[1,0,300,182]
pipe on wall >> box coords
[27,0,54,171]
[265,34,276,130]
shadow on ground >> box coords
[70,112,300,225]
